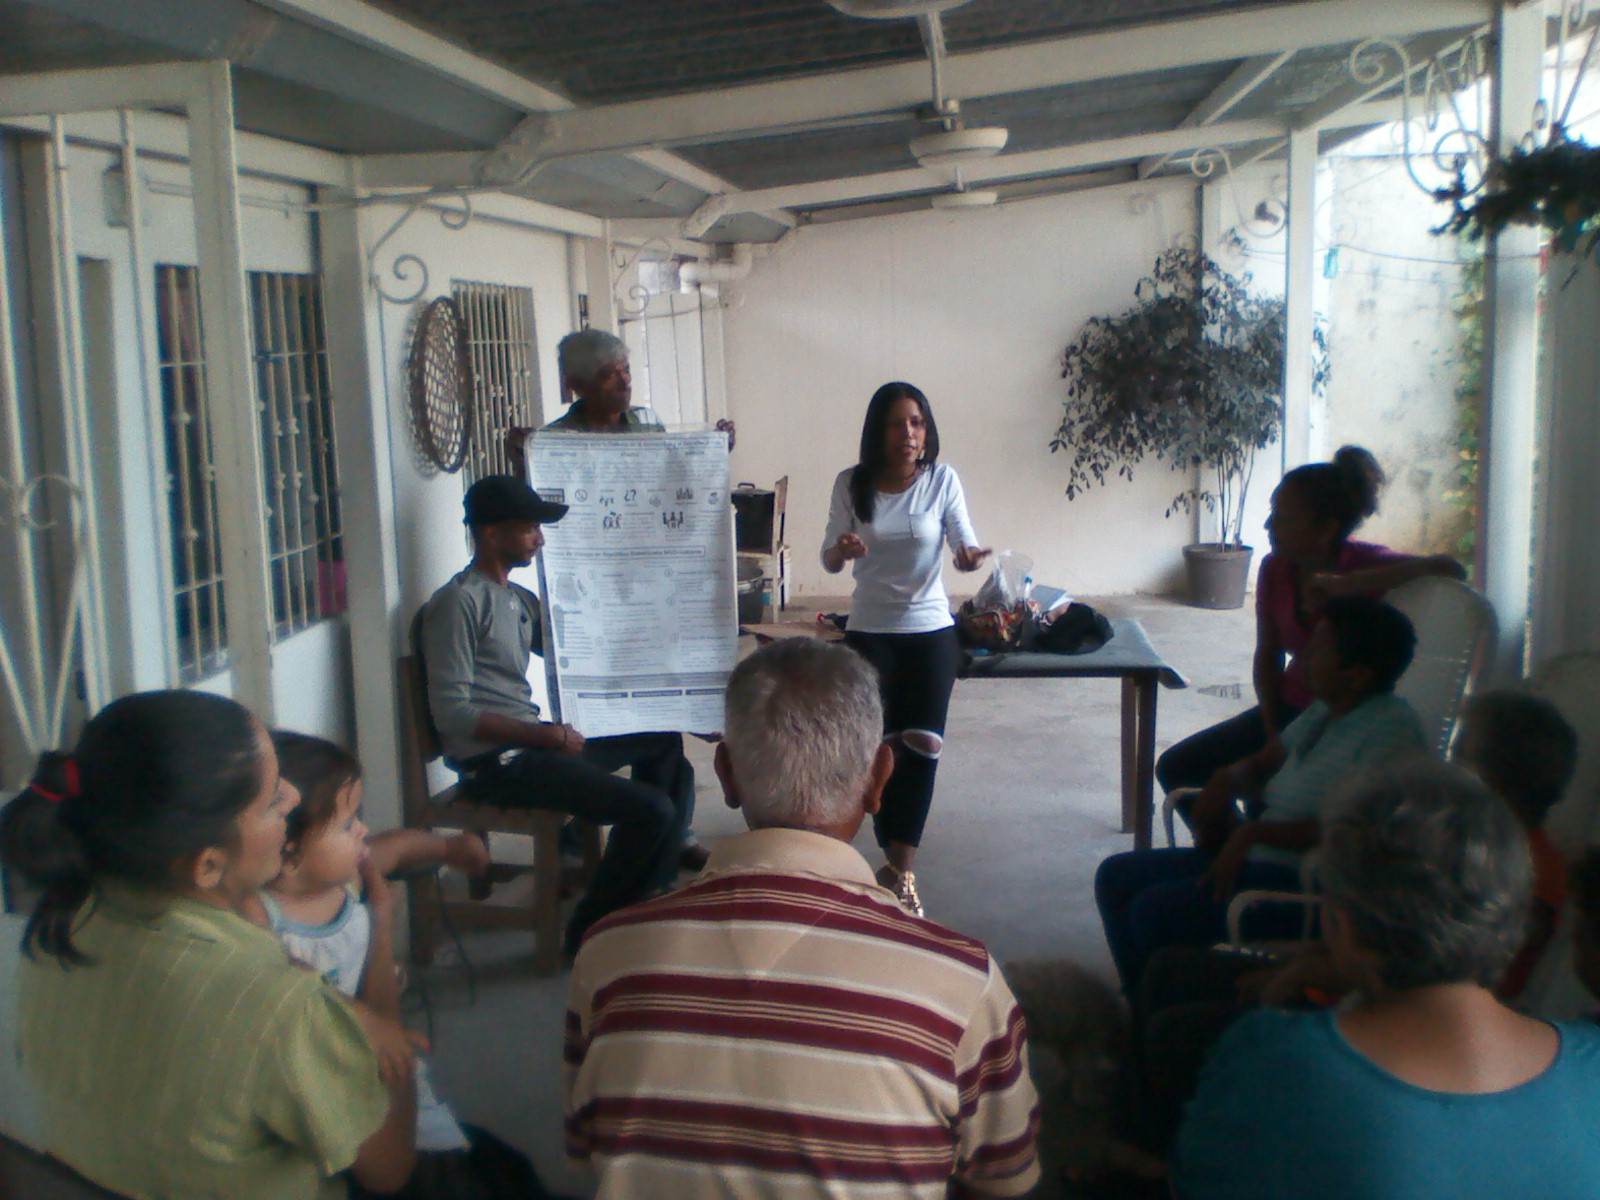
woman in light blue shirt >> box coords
[822,381,989,916]
[1173,758,1600,1200]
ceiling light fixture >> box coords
[910,126,1008,169]
[826,0,973,18]
[930,188,998,209]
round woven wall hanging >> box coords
[406,296,474,474]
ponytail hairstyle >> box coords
[0,690,264,965]
[1280,445,1386,545]
[271,731,362,859]
[848,381,940,525]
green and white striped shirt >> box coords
[20,885,388,1200]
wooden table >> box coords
[959,617,1187,850]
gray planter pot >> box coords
[1183,542,1254,610]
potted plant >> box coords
[1051,246,1323,608]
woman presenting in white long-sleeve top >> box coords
[822,381,990,916]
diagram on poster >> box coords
[529,429,735,736]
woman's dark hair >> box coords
[848,381,940,524]
[272,731,362,856]
[1320,595,1416,693]
[1280,444,1385,544]
[0,690,264,965]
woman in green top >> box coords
[0,690,417,1200]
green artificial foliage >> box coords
[1051,246,1322,547]
[1437,136,1600,256]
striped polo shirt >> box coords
[19,885,389,1200]
[563,828,1041,1199]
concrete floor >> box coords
[416,593,1257,1197]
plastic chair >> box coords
[1162,576,1494,849]
[1384,576,1497,757]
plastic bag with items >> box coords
[956,551,1038,652]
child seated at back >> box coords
[1452,691,1579,999]
[264,732,552,1200]
[1569,848,1600,1007]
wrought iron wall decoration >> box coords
[406,297,474,474]
[0,474,86,762]
[1349,34,1493,204]
[611,237,679,318]
[367,191,474,306]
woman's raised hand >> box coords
[835,532,868,561]
[953,544,992,572]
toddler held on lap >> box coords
[257,732,557,1200]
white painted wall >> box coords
[721,180,1202,600]
[1321,154,1472,558]
[361,202,577,780]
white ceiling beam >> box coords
[249,0,572,110]
[691,115,1289,229]
[695,88,1425,234]
[0,110,351,186]
[1291,29,1482,130]
[1221,28,1483,173]
[252,0,743,201]
[798,166,1143,227]
[0,61,200,117]
[1138,51,1295,179]
[514,0,1488,162]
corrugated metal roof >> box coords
[0,0,1510,236]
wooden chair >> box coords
[396,654,599,976]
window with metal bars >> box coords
[452,280,539,482]
[250,271,345,639]
[155,266,344,682]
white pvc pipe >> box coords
[679,244,752,286]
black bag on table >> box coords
[1033,602,1114,655]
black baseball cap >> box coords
[462,475,569,527]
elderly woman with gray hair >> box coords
[1172,758,1600,1200]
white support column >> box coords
[1479,0,1545,680]
[42,122,111,715]
[316,190,406,834]
[580,224,617,336]
[1282,125,1318,472]
[699,289,729,425]
[186,62,277,720]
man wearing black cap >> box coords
[417,474,693,955]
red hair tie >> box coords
[31,755,80,803]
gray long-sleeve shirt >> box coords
[418,566,544,761]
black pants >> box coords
[459,732,694,953]
[348,1123,573,1200]
[1154,702,1304,794]
[844,626,962,850]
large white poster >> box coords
[529,430,735,736]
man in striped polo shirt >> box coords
[564,638,1040,1199]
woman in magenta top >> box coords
[1156,446,1463,794]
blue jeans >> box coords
[1095,847,1304,995]
[460,732,694,954]
[1155,703,1304,794]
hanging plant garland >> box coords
[1437,136,1600,257]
